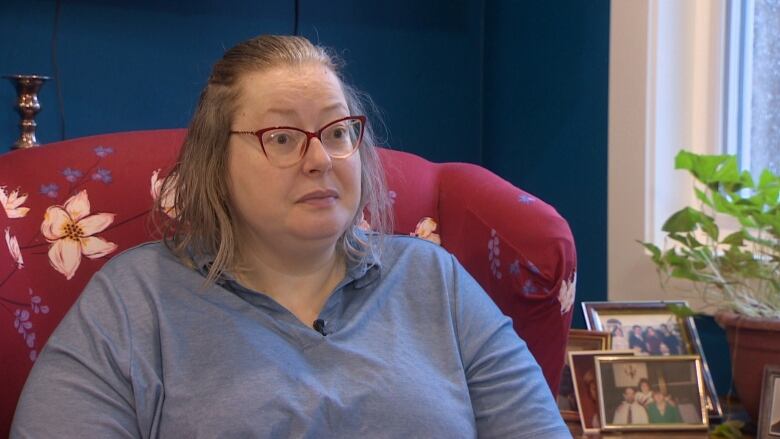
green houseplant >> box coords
[641,150,780,421]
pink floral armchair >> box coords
[0,129,576,436]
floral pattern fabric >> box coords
[0,129,576,439]
[41,190,118,280]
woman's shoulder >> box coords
[381,234,453,262]
[88,241,199,296]
[100,241,187,274]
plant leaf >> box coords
[638,241,663,265]
[694,187,714,208]
[721,231,745,246]
[667,303,696,318]
[759,168,777,189]
[662,207,701,233]
[710,419,744,438]
[712,155,740,183]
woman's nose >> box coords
[301,137,333,174]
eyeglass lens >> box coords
[261,118,362,166]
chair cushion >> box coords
[0,129,575,437]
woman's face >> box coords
[227,64,362,251]
[640,381,650,392]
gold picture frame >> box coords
[595,355,708,432]
[569,350,635,434]
[758,364,780,438]
[558,329,611,421]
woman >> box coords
[646,391,683,424]
[634,379,653,406]
[644,327,662,355]
[10,35,568,438]
[611,326,629,350]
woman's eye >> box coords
[269,133,290,145]
[332,128,345,139]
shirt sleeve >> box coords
[450,255,571,439]
[10,271,142,439]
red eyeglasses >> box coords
[230,116,366,168]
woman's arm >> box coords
[11,272,143,438]
[450,255,571,439]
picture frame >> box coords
[581,300,722,419]
[758,365,780,438]
[569,349,635,433]
[557,329,612,421]
[595,355,709,432]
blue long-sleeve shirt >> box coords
[11,235,570,438]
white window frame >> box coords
[608,0,730,308]
[723,0,754,170]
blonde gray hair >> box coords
[156,35,393,284]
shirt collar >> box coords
[191,228,383,290]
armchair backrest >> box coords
[0,129,576,436]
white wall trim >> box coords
[608,0,728,308]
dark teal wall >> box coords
[0,0,483,164]
[0,1,292,149]
[296,0,485,163]
[483,0,610,328]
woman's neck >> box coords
[234,237,347,325]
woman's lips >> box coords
[297,189,339,207]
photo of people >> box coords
[596,356,708,431]
[569,350,634,433]
[557,330,610,417]
[600,314,687,356]
[770,377,780,436]
[582,301,723,419]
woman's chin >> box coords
[289,220,351,243]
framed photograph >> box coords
[758,365,780,438]
[595,355,708,432]
[569,349,635,433]
[557,329,612,421]
[581,301,722,418]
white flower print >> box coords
[151,169,178,218]
[559,272,577,314]
[0,186,30,218]
[5,227,24,268]
[411,217,441,245]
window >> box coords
[724,0,780,175]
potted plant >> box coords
[640,150,780,422]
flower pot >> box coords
[715,311,780,422]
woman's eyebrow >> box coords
[263,103,348,117]
[264,108,298,116]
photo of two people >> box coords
[597,357,707,431]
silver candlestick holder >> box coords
[4,74,51,149]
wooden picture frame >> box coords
[569,349,635,433]
[558,329,612,421]
[581,300,722,419]
[595,355,709,432]
[758,365,780,438]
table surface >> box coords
[566,420,754,438]
[565,398,756,438]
